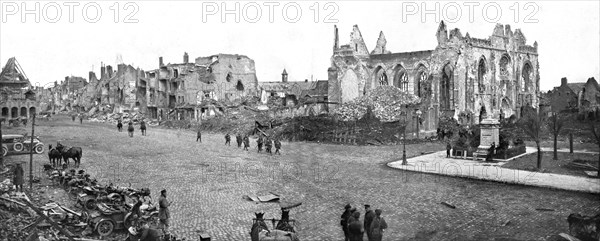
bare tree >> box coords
[519,109,546,169]
[547,113,565,160]
[589,122,600,177]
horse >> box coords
[567,213,600,241]
[250,212,299,241]
[56,143,83,168]
[48,144,62,167]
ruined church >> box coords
[328,21,539,136]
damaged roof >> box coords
[301,80,328,97]
[0,57,30,86]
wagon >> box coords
[1,134,44,157]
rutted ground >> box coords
[6,116,599,241]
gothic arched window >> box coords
[400,72,409,92]
[499,55,510,76]
[478,58,486,92]
[522,63,532,92]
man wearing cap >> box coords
[369,209,388,241]
[348,211,363,241]
[364,204,376,240]
[340,204,352,241]
[158,189,173,233]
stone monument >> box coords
[478,118,500,150]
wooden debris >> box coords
[441,202,456,209]
[502,220,510,226]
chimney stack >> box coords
[184,52,189,64]
[159,57,164,67]
[106,66,113,78]
[100,66,106,79]
[561,77,568,86]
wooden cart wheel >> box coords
[1,146,7,157]
[95,219,115,236]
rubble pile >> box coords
[333,86,421,122]
[0,163,191,241]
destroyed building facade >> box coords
[141,53,259,120]
[0,57,37,119]
[328,22,539,136]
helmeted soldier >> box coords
[265,138,273,155]
[274,139,282,155]
[225,133,231,146]
[257,135,264,153]
[243,135,250,151]
[236,134,243,148]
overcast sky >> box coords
[1,1,598,91]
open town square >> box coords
[1,1,599,241]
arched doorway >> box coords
[236,80,244,91]
[1,107,8,117]
[11,107,18,118]
[20,107,27,117]
[440,64,454,110]
[29,107,36,117]
[341,69,360,102]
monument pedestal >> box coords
[475,118,500,160]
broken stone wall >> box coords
[195,54,258,102]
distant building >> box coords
[548,77,600,118]
[548,77,579,113]
[258,69,316,106]
[0,57,37,119]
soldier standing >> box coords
[364,205,375,240]
[140,119,147,136]
[274,139,282,155]
[257,135,264,153]
[128,122,134,137]
[79,114,83,124]
[236,134,242,148]
[158,189,173,234]
[348,211,363,241]
[340,204,352,241]
[13,163,24,193]
[196,129,202,142]
[225,133,231,146]
[71,115,76,122]
[369,209,388,241]
[265,138,273,155]
[243,135,250,151]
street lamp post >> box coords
[402,105,408,165]
[415,109,422,139]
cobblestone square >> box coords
[9,118,598,241]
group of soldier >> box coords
[341,204,388,241]
[195,130,282,154]
[225,133,282,155]
[116,119,147,137]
